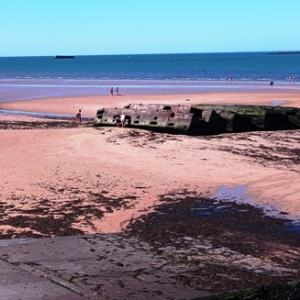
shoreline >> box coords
[1,88,300,119]
[1,78,299,103]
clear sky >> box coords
[1,0,299,57]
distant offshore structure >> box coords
[269,51,300,55]
[53,55,75,59]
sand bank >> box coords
[1,89,300,118]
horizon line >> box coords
[1,49,300,58]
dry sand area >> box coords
[1,90,300,298]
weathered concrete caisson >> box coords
[94,103,300,135]
[94,103,201,134]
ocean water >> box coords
[0,52,300,102]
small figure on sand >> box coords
[110,87,114,96]
[270,81,274,86]
[76,109,82,125]
[116,87,120,96]
[115,113,121,127]
[120,112,126,128]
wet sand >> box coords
[2,88,300,118]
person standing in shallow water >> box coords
[110,87,114,96]
[76,109,82,125]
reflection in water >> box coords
[210,185,254,204]
[272,101,287,106]
[190,205,232,217]
[0,109,73,118]
[210,185,300,235]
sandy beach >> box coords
[1,88,300,298]
[1,89,300,235]
[2,1,300,296]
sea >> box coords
[0,52,300,102]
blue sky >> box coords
[1,0,299,57]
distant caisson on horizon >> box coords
[53,55,75,59]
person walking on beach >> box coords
[110,87,114,96]
[116,87,119,96]
[120,112,126,128]
[76,109,82,125]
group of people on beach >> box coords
[110,87,120,96]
